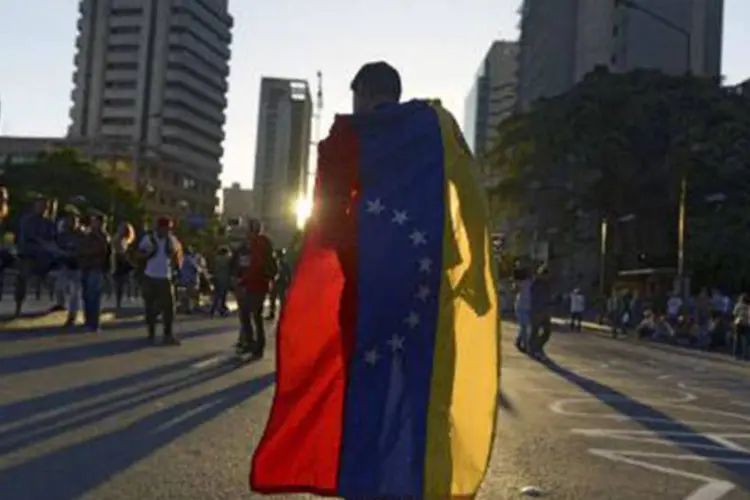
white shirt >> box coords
[667,297,683,316]
[139,233,179,279]
[570,292,586,313]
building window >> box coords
[108,44,140,53]
[611,55,618,65]
[110,25,142,35]
[111,7,143,16]
[612,25,619,37]
[101,117,135,126]
[105,80,137,90]
[106,62,138,71]
[104,98,136,108]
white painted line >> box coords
[589,449,736,500]
[191,355,231,369]
[704,434,750,453]
[658,374,673,381]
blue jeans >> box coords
[516,308,532,349]
[81,270,103,330]
[211,285,229,315]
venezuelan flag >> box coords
[251,100,500,499]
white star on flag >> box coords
[415,285,431,301]
[404,311,420,329]
[418,257,433,273]
[364,348,380,365]
[387,334,405,352]
[366,199,385,215]
[392,210,409,225]
[409,230,427,246]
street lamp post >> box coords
[617,0,693,295]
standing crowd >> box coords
[0,188,293,358]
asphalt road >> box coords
[1,312,749,500]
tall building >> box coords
[221,182,255,222]
[516,0,579,111]
[464,41,519,159]
[252,77,312,247]
[612,0,723,77]
[68,0,233,218]
[517,0,724,110]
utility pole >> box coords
[615,0,692,295]
[307,71,323,197]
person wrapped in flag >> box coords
[251,61,500,500]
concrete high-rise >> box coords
[464,41,519,159]
[68,0,233,218]
[252,77,312,247]
[517,0,724,110]
[611,0,723,77]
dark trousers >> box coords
[238,289,266,351]
[733,325,749,360]
[81,270,103,330]
[570,312,583,331]
[530,314,552,354]
[142,276,175,337]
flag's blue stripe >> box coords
[338,101,445,498]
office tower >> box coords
[222,182,255,222]
[612,0,723,77]
[464,41,519,159]
[252,77,312,247]
[517,0,724,110]
[68,0,233,218]
[516,0,579,111]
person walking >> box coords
[230,218,275,357]
[54,206,84,328]
[569,287,586,332]
[77,211,110,332]
[14,195,56,317]
[112,222,136,310]
[137,217,183,345]
[529,265,553,359]
[210,246,232,317]
[513,266,533,352]
[732,293,750,361]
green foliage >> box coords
[488,68,750,286]
[1,148,144,230]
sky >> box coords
[0,0,748,191]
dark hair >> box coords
[350,61,402,100]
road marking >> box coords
[191,355,231,369]
[570,429,750,453]
[658,374,673,381]
[588,449,735,500]
[549,398,750,430]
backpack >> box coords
[136,232,179,275]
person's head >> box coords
[32,197,47,215]
[117,222,135,245]
[247,218,262,236]
[350,61,402,114]
[156,216,173,237]
[742,293,750,305]
[536,264,549,279]
[0,187,8,221]
[89,212,105,232]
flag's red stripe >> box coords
[250,117,360,495]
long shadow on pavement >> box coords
[0,373,274,500]
[542,358,750,491]
[0,324,236,375]
[0,355,253,455]
[0,352,225,426]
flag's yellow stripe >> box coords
[423,102,500,499]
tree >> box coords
[488,67,750,287]
[2,148,144,230]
